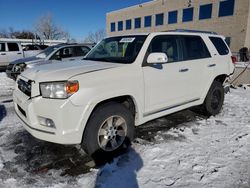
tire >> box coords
[198,80,225,116]
[81,102,134,159]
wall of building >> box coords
[244,1,250,49]
[106,0,250,52]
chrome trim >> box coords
[143,98,200,117]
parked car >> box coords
[0,42,44,69]
[13,31,235,157]
[6,43,94,80]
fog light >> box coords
[38,116,56,128]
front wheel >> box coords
[81,102,134,158]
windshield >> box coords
[36,45,60,58]
[84,35,147,64]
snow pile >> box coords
[0,73,250,188]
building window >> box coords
[118,21,123,31]
[199,4,212,20]
[156,13,164,26]
[111,22,116,32]
[168,10,178,24]
[183,7,194,22]
[135,17,141,29]
[126,19,132,30]
[144,15,152,27]
[219,0,235,17]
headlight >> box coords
[40,81,79,99]
[14,63,26,72]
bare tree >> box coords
[12,30,36,39]
[0,29,9,38]
[84,29,106,43]
[0,27,15,38]
[34,14,69,40]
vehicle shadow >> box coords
[94,147,143,188]
[0,105,7,123]
[0,108,204,186]
[135,109,205,142]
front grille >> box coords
[17,79,31,97]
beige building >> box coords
[106,0,250,52]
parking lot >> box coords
[0,72,249,188]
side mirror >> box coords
[147,53,168,64]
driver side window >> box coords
[51,47,74,60]
[148,35,180,63]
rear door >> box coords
[7,42,23,62]
[180,35,212,98]
[0,42,8,66]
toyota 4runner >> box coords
[13,31,235,156]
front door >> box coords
[143,35,211,116]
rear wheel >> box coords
[196,81,224,116]
[82,102,134,158]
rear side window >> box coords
[0,43,5,52]
[209,37,229,55]
[148,35,180,63]
[75,46,90,57]
[7,43,20,51]
[182,36,211,60]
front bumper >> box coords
[13,89,87,145]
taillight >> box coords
[231,56,237,65]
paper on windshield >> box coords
[120,37,135,43]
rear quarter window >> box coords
[209,37,229,55]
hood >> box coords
[21,60,124,82]
[10,56,43,65]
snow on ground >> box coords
[0,72,250,188]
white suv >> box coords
[13,31,235,156]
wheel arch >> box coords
[214,74,228,84]
[81,95,139,144]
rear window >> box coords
[7,43,20,51]
[182,36,211,60]
[209,37,229,55]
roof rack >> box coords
[165,29,218,35]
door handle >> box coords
[0,53,6,55]
[208,64,216,67]
[69,59,75,61]
[179,68,189,72]
[17,52,22,55]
